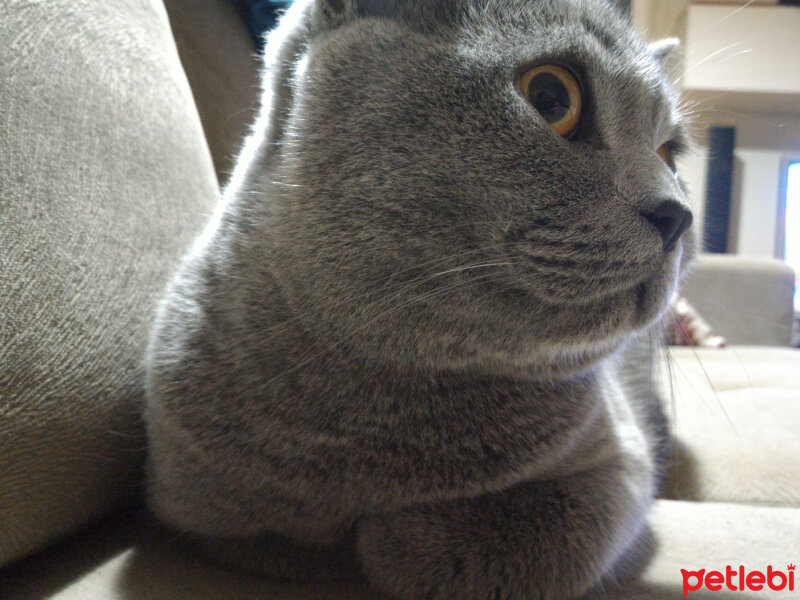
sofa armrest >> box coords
[0,0,217,567]
[679,254,795,346]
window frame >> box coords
[775,157,800,313]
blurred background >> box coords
[629,0,800,316]
[165,0,800,341]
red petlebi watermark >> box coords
[681,564,796,596]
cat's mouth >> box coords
[502,241,666,308]
[509,266,661,308]
[510,266,675,335]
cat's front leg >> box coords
[357,464,652,600]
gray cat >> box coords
[145,0,694,598]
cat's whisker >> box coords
[684,0,759,41]
[261,270,507,387]
[667,313,740,437]
[715,0,759,25]
[257,257,515,356]
[675,44,752,85]
[684,106,791,129]
[421,262,514,279]
[269,180,304,188]
[727,345,760,411]
[249,249,512,339]
[659,332,684,485]
[659,322,678,418]
[357,262,516,324]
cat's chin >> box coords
[631,254,682,329]
[631,279,671,327]
[579,272,674,336]
[502,282,670,378]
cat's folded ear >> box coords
[314,0,354,27]
[649,37,681,65]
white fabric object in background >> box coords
[0,0,218,566]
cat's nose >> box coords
[641,200,693,253]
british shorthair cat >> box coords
[145,1,694,597]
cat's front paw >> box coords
[357,473,648,600]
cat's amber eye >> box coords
[520,65,582,138]
[657,144,677,173]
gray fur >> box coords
[145,0,694,598]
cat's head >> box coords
[243,0,695,376]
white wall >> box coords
[677,113,800,259]
[683,5,800,97]
[631,0,688,40]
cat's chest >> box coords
[245,370,631,506]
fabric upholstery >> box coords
[679,254,795,347]
[2,500,798,600]
[595,500,800,599]
[662,347,800,506]
[0,0,218,567]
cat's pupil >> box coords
[528,72,570,124]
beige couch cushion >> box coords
[3,500,798,599]
[0,0,217,566]
[663,346,800,506]
[679,255,795,346]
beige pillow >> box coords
[0,0,217,566]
